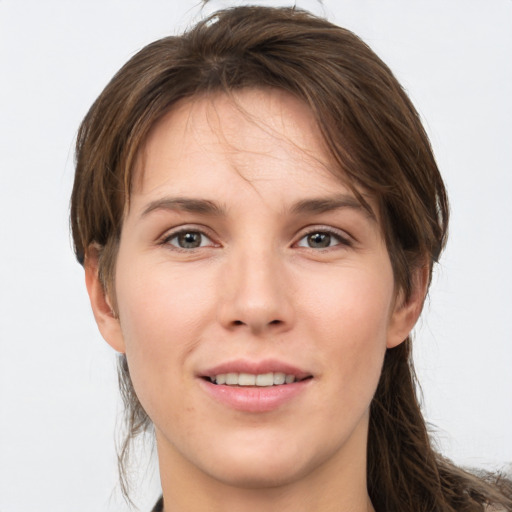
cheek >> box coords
[300,265,393,396]
[113,260,215,416]
[116,257,214,343]
[302,263,394,341]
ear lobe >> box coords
[387,264,430,349]
[84,246,126,353]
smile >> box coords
[208,372,304,386]
[199,361,313,412]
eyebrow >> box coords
[140,194,375,220]
[141,197,226,218]
[290,194,375,220]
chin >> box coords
[207,457,309,490]
[197,434,329,489]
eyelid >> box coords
[159,224,220,249]
[294,225,353,248]
[157,224,353,250]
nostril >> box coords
[228,318,286,331]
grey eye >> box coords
[306,232,332,248]
[296,230,350,249]
[167,231,212,249]
[177,232,202,248]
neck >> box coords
[161,481,374,512]
[156,421,375,512]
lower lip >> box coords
[199,378,311,413]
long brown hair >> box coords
[71,6,511,510]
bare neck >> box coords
[156,424,375,512]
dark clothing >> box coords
[152,496,164,511]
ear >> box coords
[387,263,430,349]
[84,245,126,353]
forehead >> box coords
[131,88,375,217]
[136,89,327,183]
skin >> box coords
[86,88,426,512]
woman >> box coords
[70,5,511,511]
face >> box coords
[89,88,419,490]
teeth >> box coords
[238,373,256,386]
[273,372,286,385]
[285,374,295,384]
[210,372,297,386]
[255,372,273,386]
[226,373,238,385]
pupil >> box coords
[308,233,330,248]
[179,232,201,248]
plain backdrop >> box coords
[0,1,511,510]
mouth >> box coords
[198,360,313,412]
[205,372,312,387]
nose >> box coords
[217,247,294,336]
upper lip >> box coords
[199,359,312,380]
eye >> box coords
[164,230,214,249]
[296,230,350,249]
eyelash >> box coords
[160,226,352,251]
[161,228,217,251]
[295,227,352,250]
